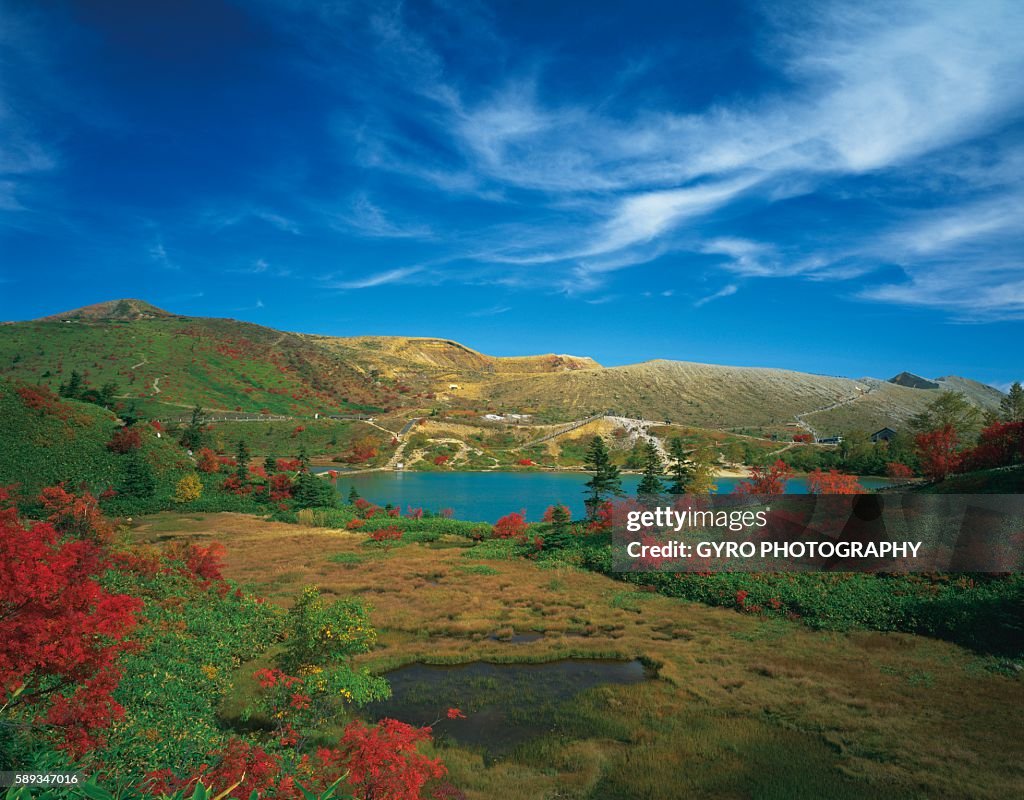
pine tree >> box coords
[666,437,693,494]
[1000,381,1024,422]
[59,370,84,399]
[180,404,207,451]
[298,445,311,473]
[583,436,621,517]
[98,382,118,409]
[264,454,278,475]
[549,504,570,533]
[636,441,665,498]
[293,471,336,509]
[348,486,361,504]
[235,439,251,481]
[119,451,156,499]
[544,504,573,548]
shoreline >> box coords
[311,462,755,479]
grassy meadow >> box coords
[129,511,1024,800]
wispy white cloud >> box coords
[467,304,510,317]
[148,239,179,271]
[694,284,738,307]
[325,266,422,290]
[202,207,301,234]
[337,194,433,239]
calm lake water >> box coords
[314,469,891,522]
[365,659,651,758]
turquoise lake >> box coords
[313,470,892,522]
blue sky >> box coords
[1,0,1022,387]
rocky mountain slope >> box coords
[0,300,1004,432]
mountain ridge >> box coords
[1,299,1004,431]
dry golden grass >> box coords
[132,512,1024,800]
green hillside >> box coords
[0,380,189,509]
[0,300,1005,438]
[0,310,391,418]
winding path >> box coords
[793,383,875,440]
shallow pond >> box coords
[364,659,653,758]
[315,469,892,522]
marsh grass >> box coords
[142,512,1024,800]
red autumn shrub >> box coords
[792,433,814,443]
[269,473,294,502]
[221,475,251,495]
[107,426,143,453]
[806,468,864,494]
[0,497,141,757]
[734,460,792,495]
[322,718,446,800]
[586,501,614,534]
[191,738,283,799]
[196,448,220,473]
[39,484,114,543]
[370,525,403,543]
[886,462,915,481]
[173,542,227,584]
[915,425,961,481]
[961,421,1024,471]
[517,459,535,466]
[433,455,449,466]
[492,511,528,540]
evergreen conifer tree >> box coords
[636,441,665,497]
[583,436,621,517]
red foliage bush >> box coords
[915,425,961,481]
[492,511,528,540]
[325,718,446,800]
[586,501,614,534]
[0,497,141,757]
[39,484,114,543]
[196,448,220,473]
[885,462,915,482]
[734,460,792,495]
[517,459,535,466]
[107,426,143,453]
[221,475,253,497]
[269,473,294,502]
[16,385,62,416]
[961,421,1024,471]
[369,525,403,543]
[433,455,449,466]
[806,468,864,494]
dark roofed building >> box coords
[871,427,898,443]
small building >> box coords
[871,427,898,443]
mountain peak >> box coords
[38,299,176,322]
[888,371,939,390]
